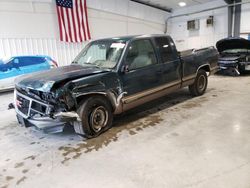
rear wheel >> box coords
[189,69,208,96]
[73,96,113,138]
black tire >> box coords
[189,69,208,97]
[73,96,113,138]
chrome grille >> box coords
[16,94,30,116]
[15,90,51,118]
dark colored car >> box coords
[216,37,250,75]
[13,35,218,138]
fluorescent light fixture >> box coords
[179,2,186,7]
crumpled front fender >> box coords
[60,72,126,114]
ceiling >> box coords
[135,0,217,11]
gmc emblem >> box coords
[16,99,23,108]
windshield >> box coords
[223,49,250,53]
[74,40,126,69]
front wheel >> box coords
[73,96,113,138]
[189,69,208,97]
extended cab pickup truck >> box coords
[14,35,218,138]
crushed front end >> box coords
[218,56,250,75]
[216,37,250,75]
[14,87,79,133]
[218,56,240,74]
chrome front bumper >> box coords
[16,114,66,133]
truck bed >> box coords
[180,46,219,81]
[180,46,216,57]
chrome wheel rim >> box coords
[197,75,206,92]
[90,106,108,133]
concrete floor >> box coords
[0,75,250,188]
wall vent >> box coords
[206,16,214,27]
[187,19,200,30]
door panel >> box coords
[121,63,164,96]
[120,39,162,97]
[0,67,20,80]
[160,59,181,84]
[21,63,50,75]
[0,59,22,80]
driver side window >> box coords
[125,39,157,70]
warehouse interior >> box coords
[0,0,250,187]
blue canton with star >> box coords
[56,0,73,8]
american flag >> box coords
[56,0,91,42]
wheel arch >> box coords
[75,92,116,113]
[197,64,211,73]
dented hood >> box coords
[216,37,250,53]
[15,64,108,92]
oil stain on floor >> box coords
[59,114,163,164]
[57,89,215,164]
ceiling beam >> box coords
[130,0,172,13]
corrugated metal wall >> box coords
[0,38,86,66]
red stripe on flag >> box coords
[75,0,82,42]
[84,0,91,40]
[60,7,68,42]
[80,0,87,41]
[65,8,73,42]
[70,4,78,42]
[56,6,63,41]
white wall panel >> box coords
[0,1,33,12]
[0,38,84,66]
[0,0,167,66]
[241,3,250,33]
[168,0,228,51]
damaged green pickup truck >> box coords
[14,35,218,138]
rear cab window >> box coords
[155,37,178,63]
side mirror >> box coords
[121,65,129,73]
